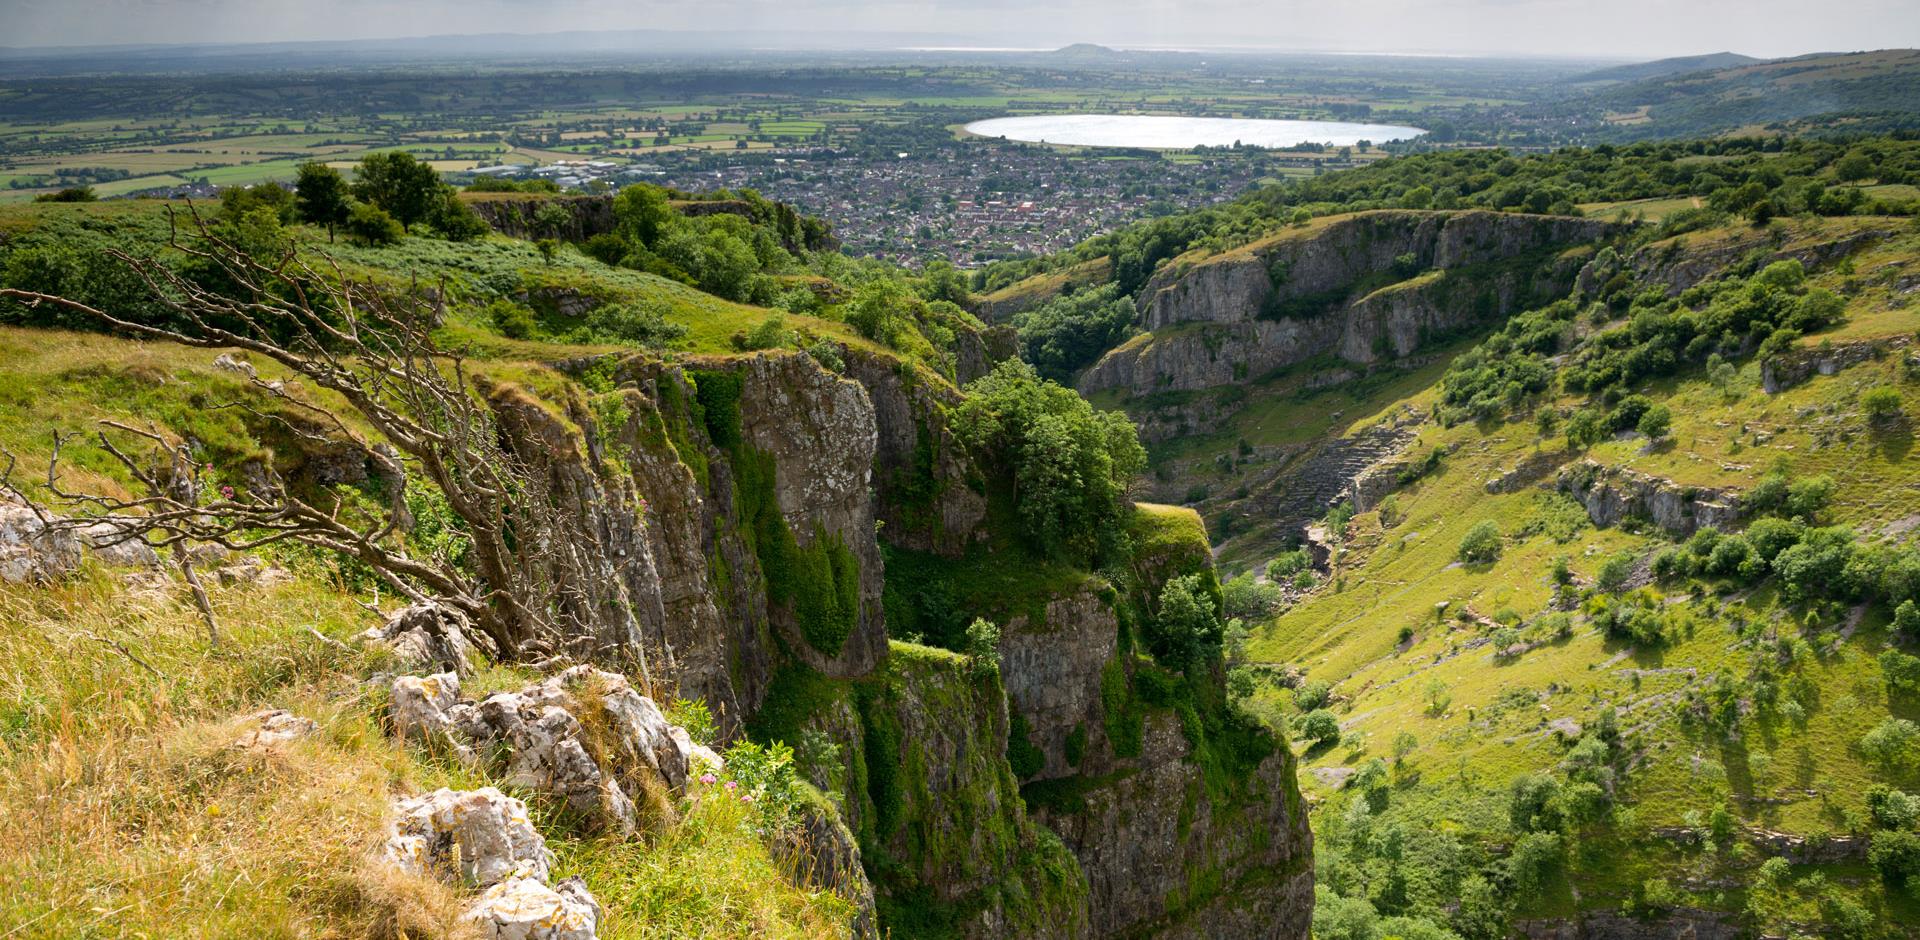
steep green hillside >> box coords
[0,182,1305,939]
[1120,205,1920,937]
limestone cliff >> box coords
[511,349,1312,939]
[1080,211,1615,397]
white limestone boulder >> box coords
[363,601,480,676]
[382,787,552,888]
[464,874,602,940]
[234,708,318,751]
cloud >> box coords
[1,0,1916,58]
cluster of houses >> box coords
[650,148,1264,267]
[467,159,663,191]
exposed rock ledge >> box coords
[1556,460,1741,537]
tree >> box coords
[1301,710,1341,748]
[33,186,96,203]
[353,151,442,233]
[1564,407,1605,449]
[1458,520,1502,564]
[344,202,404,246]
[1834,151,1876,184]
[963,617,1001,680]
[1151,573,1224,669]
[430,191,491,242]
[953,360,1144,565]
[613,183,675,248]
[1637,404,1671,441]
[294,162,351,242]
[0,218,660,670]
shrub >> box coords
[1880,650,1920,695]
[1636,404,1672,440]
[1595,552,1635,594]
[1294,680,1332,712]
[962,617,1001,680]
[1300,710,1341,748]
[1869,829,1920,887]
[487,299,537,339]
[1863,386,1904,421]
[1861,718,1920,771]
[1267,550,1311,579]
[343,202,404,246]
[1148,573,1225,670]
[1222,571,1283,619]
[1867,786,1920,831]
[1458,521,1502,564]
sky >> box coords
[3,0,1918,59]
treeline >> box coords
[976,135,1920,299]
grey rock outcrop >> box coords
[465,875,603,940]
[383,787,554,888]
[841,348,990,557]
[1761,336,1907,393]
[388,667,717,836]
[999,586,1118,782]
[363,601,480,676]
[233,708,319,750]
[0,499,81,583]
[1083,211,1613,397]
[1557,460,1741,536]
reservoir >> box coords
[962,114,1427,149]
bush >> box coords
[1458,521,1502,564]
[1596,552,1635,594]
[1636,404,1672,440]
[1148,573,1225,670]
[487,299,537,339]
[1864,386,1904,421]
[1870,829,1920,887]
[962,617,1001,680]
[1294,679,1332,712]
[1861,718,1920,771]
[343,202,404,246]
[1267,549,1311,579]
[1222,571,1283,619]
[1300,710,1341,748]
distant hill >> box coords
[1572,51,1762,84]
[1590,48,1920,139]
[1049,43,1126,60]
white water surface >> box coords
[963,114,1426,149]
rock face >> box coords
[1034,713,1313,939]
[0,499,81,583]
[363,601,481,676]
[465,875,602,940]
[1081,211,1615,397]
[999,586,1117,782]
[469,347,1312,938]
[840,348,990,557]
[465,195,617,241]
[1515,909,1742,940]
[1556,460,1741,537]
[389,667,716,836]
[384,787,554,887]
[991,520,1314,940]
[1761,335,1908,393]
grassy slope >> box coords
[0,228,872,935]
[1223,219,1920,929]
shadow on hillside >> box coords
[1875,422,1914,462]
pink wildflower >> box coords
[724,780,738,791]
[699,773,716,785]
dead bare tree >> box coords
[0,206,651,671]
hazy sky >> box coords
[4,0,1918,58]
